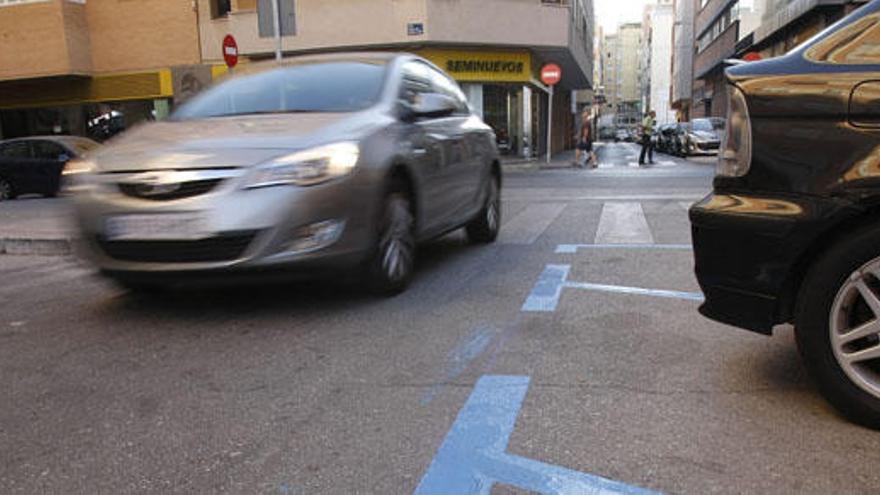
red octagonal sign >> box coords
[222,34,239,69]
[540,63,562,86]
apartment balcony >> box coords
[199,0,591,88]
[0,0,92,81]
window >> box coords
[32,141,67,160]
[806,14,880,64]
[172,61,388,120]
[0,0,51,7]
[211,0,231,19]
[0,141,30,159]
[425,67,469,115]
[400,62,433,106]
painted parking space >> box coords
[416,375,660,495]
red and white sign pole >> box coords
[222,34,239,70]
[540,63,562,164]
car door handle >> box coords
[413,148,427,156]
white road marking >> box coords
[594,202,654,245]
[499,203,566,245]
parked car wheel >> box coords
[0,177,15,201]
[466,175,500,244]
[368,187,416,295]
[795,225,880,429]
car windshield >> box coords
[171,61,388,120]
[691,119,713,132]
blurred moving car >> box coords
[65,52,501,295]
[0,136,100,201]
[690,0,880,428]
[680,118,724,156]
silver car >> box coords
[65,53,501,294]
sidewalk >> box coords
[501,150,578,172]
[0,198,75,255]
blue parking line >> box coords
[521,265,570,312]
[555,244,692,254]
[565,281,705,302]
[415,375,661,495]
[421,325,495,406]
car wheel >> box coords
[0,178,15,201]
[466,175,500,244]
[368,189,415,295]
[795,225,880,429]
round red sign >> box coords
[222,34,239,68]
[540,63,562,86]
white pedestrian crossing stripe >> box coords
[594,202,654,245]
[499,203,566,245]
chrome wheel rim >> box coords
[830,258,880,399]
[380,198,413,282]
[486,182,499,233]
[0,180,11,201]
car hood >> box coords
[92,112,382,172]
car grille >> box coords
[97,231,257,263]
[118,179,223,201]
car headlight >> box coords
[61,159,97,193]
[717,84,752,177]
[245,142,360,189]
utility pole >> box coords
[272,0,282,61]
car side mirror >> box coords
[400,93,457,121]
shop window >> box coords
[211,0,231,18]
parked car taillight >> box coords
[717,84,752,177]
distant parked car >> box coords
[690,0,880,428]
[0,136,100,201]
[655,124,678,153]
[614,129,629,142]
[680,118,724,156]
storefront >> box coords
[417,48,573,159]
[0,65,219,142]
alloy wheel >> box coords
[830,258,880,400]
[486,180,499,233]
[0,179,12,201]
[380,196,414,283]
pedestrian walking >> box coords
[574,110,595,168]
[638,110,656,166]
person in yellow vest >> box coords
[638,110,656,166]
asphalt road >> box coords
[2,143,879,494]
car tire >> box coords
[466,175,500,244]
[0,177,15,201]
[795,224,880,429]
[367,187,415,296]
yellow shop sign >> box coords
[417,49,533,83]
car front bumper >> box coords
[71,173,381,283]
[689,192,853,335]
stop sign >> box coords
[540,63,562,86]
[222,34,239,68]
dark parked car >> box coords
[655,123,682,154]
[65,53,501,295]
[0,136,100,200]
[690,0,880,428]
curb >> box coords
[0,237,72,256]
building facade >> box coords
[641,0,675,124]
[197,0,595,158]
[740,0,868,59]
[692,0,764,118]
[671,0,696,121]
[0,0,211,140]
[614,22,643,127]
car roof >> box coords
[233,51,412,76]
